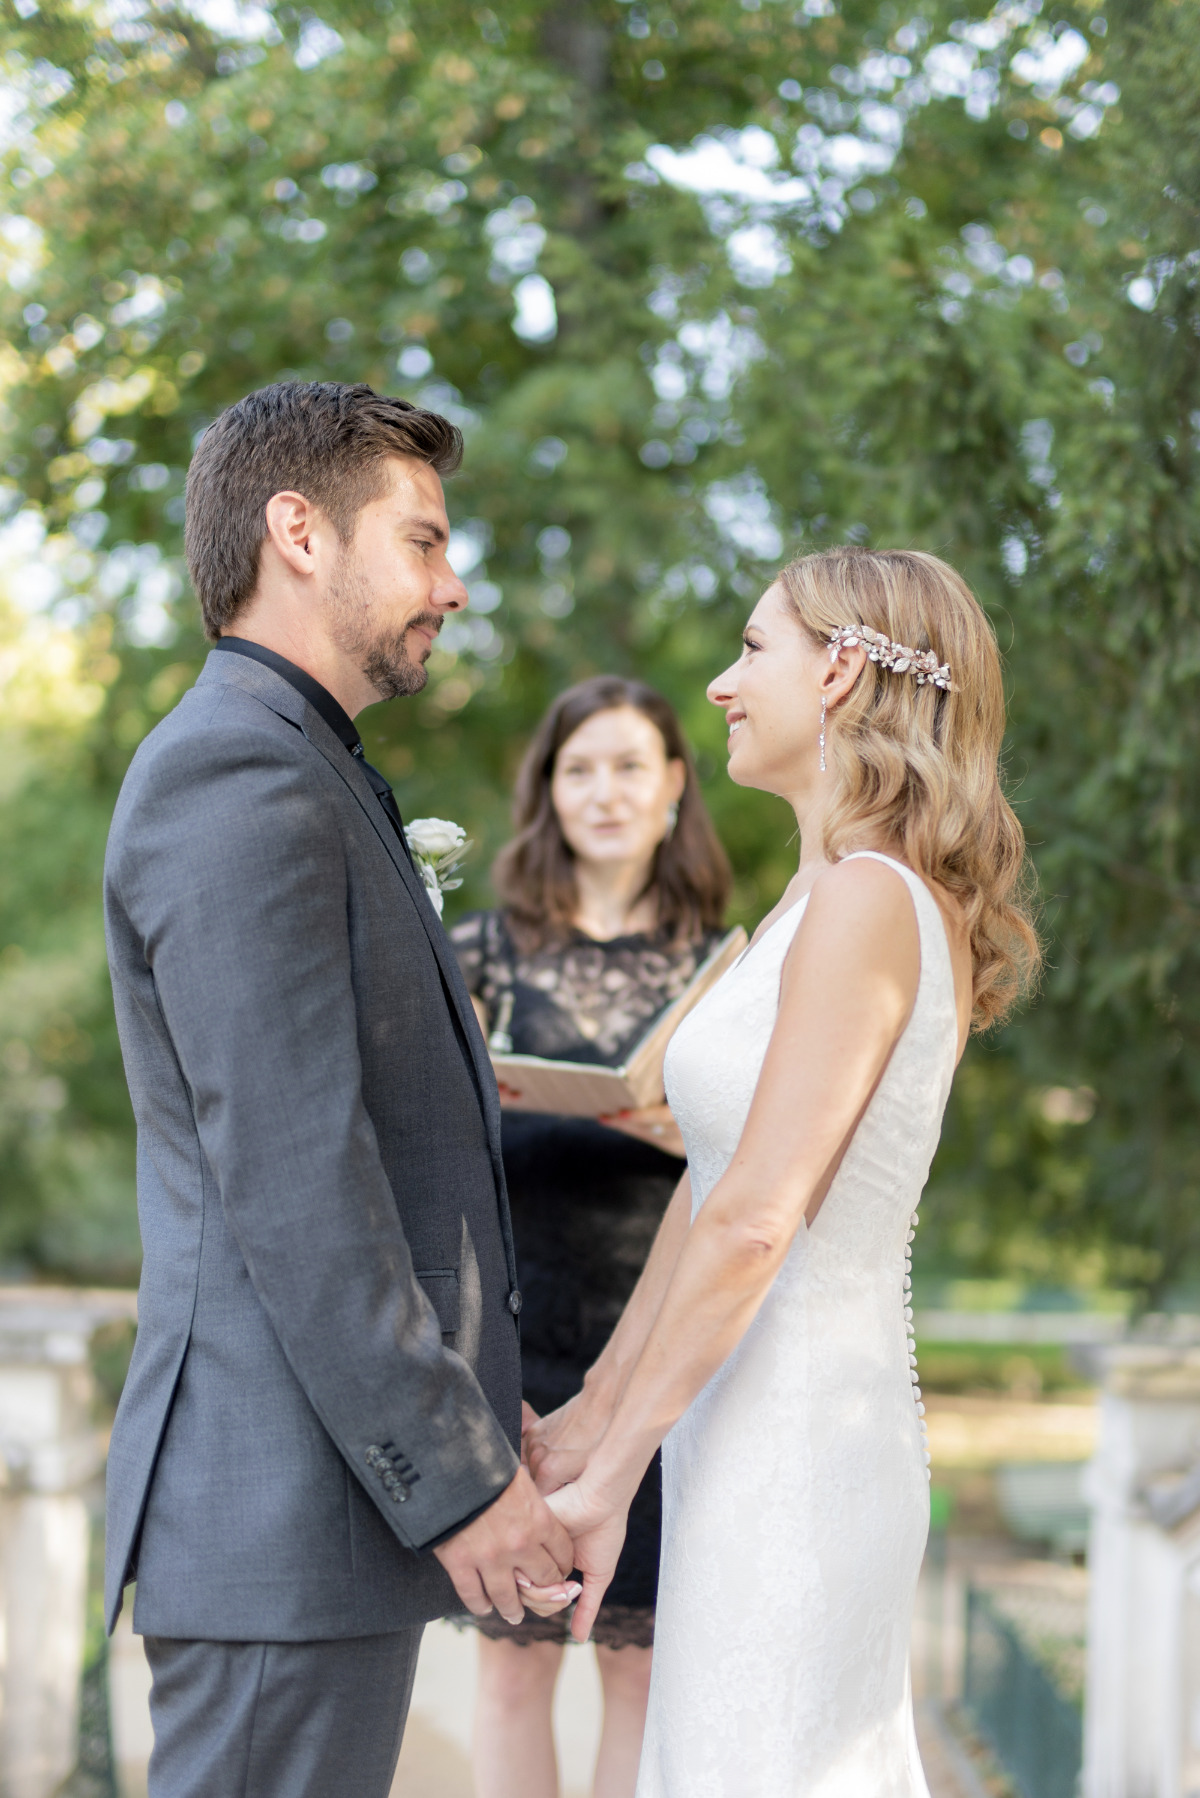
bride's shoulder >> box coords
[809,852,917,909]
[791,856,921,967]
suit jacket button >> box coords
[508,1290,522,1316]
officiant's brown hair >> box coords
[494,677,731,949]
[185,381,462,640]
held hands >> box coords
[546,1476,629,1643]
[520,1399,629,1641]
[524,1390,612,1495]
[432,1464,579,1626]
[507,1473,629,1643]
[431,1426,619,1637]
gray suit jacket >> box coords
[103,649,522,1641]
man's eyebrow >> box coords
[403,514,448,544]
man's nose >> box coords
[433,561,470,611]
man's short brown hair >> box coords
[184,381,463,640]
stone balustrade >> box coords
[1083,1344,1200,1798]
[9,1294,1200,1797]
[0,1286,136,1798]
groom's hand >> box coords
[433,1466,576,1626]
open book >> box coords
[490,925,748,1118]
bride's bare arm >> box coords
[550,857,922,1637]
[525,1167,693,1490]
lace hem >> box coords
[457,1601,655,1651]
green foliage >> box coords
[910,1343,1088,1396]
[0,605,142,1279]
[0,0,1196,1296]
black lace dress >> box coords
[449,909,724,1651]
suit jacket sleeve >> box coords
[109,718,519,1550]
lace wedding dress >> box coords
[638,853,958,1798]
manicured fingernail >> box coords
[515,1575,532,1588]
[565,1582,582,1598]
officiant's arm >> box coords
[549,856,922,1637]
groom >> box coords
[103,381,574,1796]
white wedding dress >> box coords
[637,853,958,1798]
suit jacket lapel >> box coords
[197,653,505,1163]
[305,728,505,1149]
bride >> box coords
[522,546,1039,1796]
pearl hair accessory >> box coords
[827,625,954,691]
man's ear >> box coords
[263,490,321,579]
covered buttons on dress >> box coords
[904,1213,931,1479]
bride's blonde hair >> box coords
[777,545,1039,1030]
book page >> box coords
[489,1057,641,1117]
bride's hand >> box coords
[514,1573,583,1618]
[526,1389,612,1495]
[546,1478,629,1643]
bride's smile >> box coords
[707,579,854,805]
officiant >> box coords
[449,675,731,1798]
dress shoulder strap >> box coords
[839,850,929,908]
[837,852,954,995]
[838,854,958,1086]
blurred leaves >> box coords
[0,0,1196,1297]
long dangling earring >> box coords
[665,801,679,839]
[819,698,827,774]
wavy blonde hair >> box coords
[777,546,1039,1030]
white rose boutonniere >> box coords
[404,817,471,917]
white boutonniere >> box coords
[404,817,471,917]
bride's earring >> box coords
[819,698,827,774]
[665,801,679,839]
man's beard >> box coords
[327,551,440,701]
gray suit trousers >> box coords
[144,1628,423,1798]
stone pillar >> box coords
[1083,1344,1200,1798]
[0,1287,137,1798]
[108,1606,153,1798]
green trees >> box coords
[0,0,1195,1297]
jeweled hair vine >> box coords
[777,546,1039,1029]
[826,625,953,691]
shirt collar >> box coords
[213,637,360,754]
